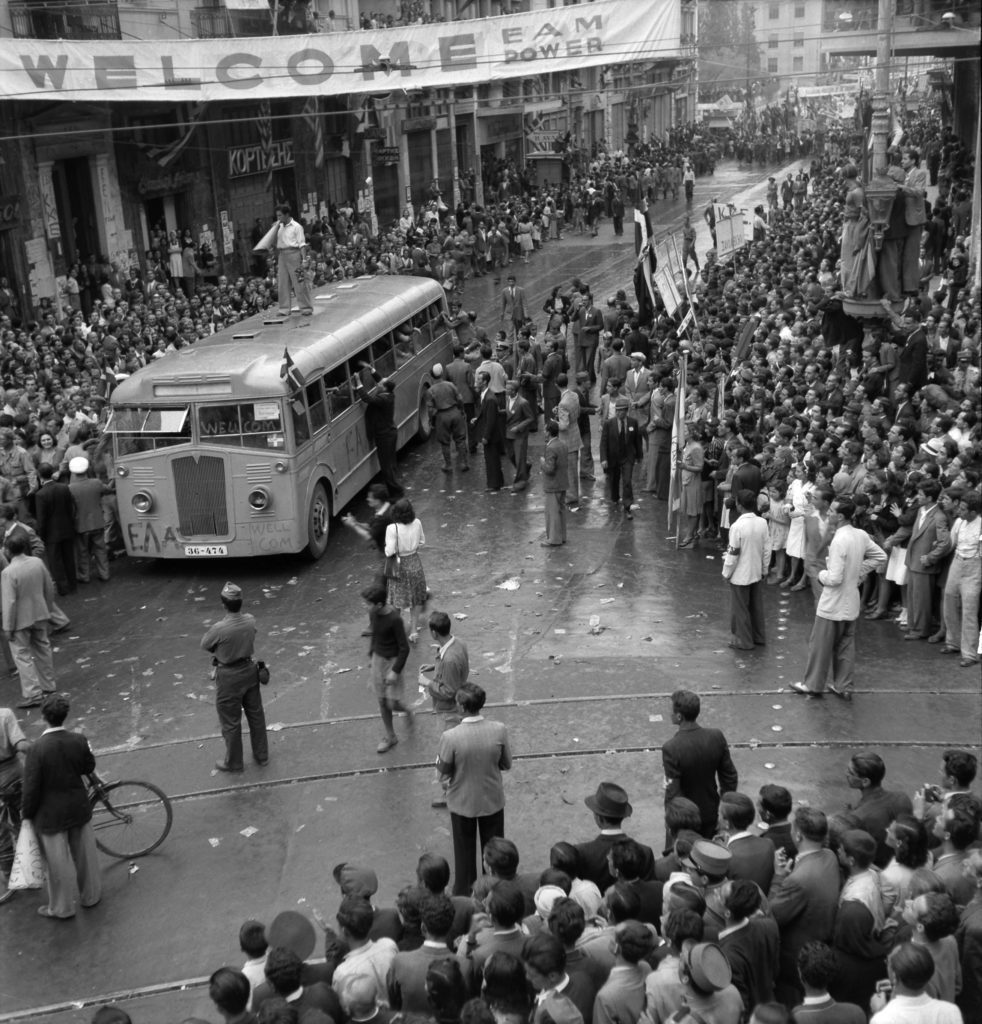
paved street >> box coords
[0,160,977,1023]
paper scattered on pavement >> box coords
[496,578,521,591]
[208,838,221,848]
[240,826,258,838]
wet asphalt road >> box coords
[0,160,977,1022]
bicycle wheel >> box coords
[90,780,173,858]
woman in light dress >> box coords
[783,462,813,588]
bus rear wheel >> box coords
[305,482,330,560]
[416,390,432,441]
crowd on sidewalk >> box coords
[54,698,982,1024]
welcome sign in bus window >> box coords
[198,403,285,449]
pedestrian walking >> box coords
[384,497,428,643]
[600,396,642,520]
[723,489,771,651]
[21,693,102,919]
[68,457,110,584]
[1,534,56,709]
[256,203,313,316]
[0,704,29,906]
[362,581,414,755]
[200,582,269,773]
[436,682,511,896]
[555,375,582,510]
[354,366,403,498]
[500,275,527,340]
[791,498,887,701]
[426,364,468,473]
[540,421,568,547]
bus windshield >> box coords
[108,406,192,456]
[198,401,286,450]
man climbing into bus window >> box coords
[353,364,404,498]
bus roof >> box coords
[111,276,446,404]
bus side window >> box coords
[352,346,374,390]
[372,333,397,378]
[414,308,432,346]
[291,395,311,447]
[428,301,444,339]
[324,363,353,418]
[306,379,328,433]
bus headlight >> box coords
[132,491,153,513]
[248,487,271,511]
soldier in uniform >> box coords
[426,364,468,473]
[200,582,269,774]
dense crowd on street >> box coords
[0,104,980,1023]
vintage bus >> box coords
[108,276,453,559]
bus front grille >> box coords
[172,455,229,536]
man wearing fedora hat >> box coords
[573,782,655,892]
[201,582,269,773]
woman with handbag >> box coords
[384,498,428,644]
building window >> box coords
[793,56,804,72]
[793,32,804,47]
[768,35,779,48]
[769,3,780,18]
[767,57,779,73]
[794,4,805,16]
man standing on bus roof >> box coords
[354,365,404,498]
[264,203,313,317]
[200,582,269,774]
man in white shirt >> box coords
[793,498,886,700]
[941,492,981,668]
[725,489,771,651]
[332,895,399,1005]
[263,203,313,317]
[869,942,963,1024]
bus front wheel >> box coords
[305,482,330,560]
[416,390,433,441]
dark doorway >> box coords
[53,156,99,263]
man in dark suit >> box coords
[903,479,949,640]
[34,463,77,596]
[20,693,102,918]
[756,784,798,860]
[354,365,403,498]
[768,806,842,1005]
[471,370,506,492]
[662,689,738,839]
[573,782,655,892]
[729,445,762,499]
[717,879,780,1011]
[608,837,662,927]
[388,893,456,1011]
[600,396,643,520]
[719,792,775,893]
[576,295,604,383]
[504,379,534,493]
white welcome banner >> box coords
[0,0,679,103]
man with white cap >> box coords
[200,581,269,773]
[426,364,468,473]
[68,457,110,584]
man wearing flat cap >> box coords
[200,582,269,773]
[426,364,468,473]
[573,782,655,891]
[600,397,642,520]
[675,941,742,1021]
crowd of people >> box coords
[24,692,981,1023]
[0,102,979,1021]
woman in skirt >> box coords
[385,497,428,643]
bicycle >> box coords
[87,772,173,859]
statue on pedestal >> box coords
[839,164,877,298]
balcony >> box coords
[191,5,272,37]
[10,0,121,40]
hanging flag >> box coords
[668,352,688,531]
[135,102,206,168]
[258,98,274,193]
[302,95,325,169]
[280,347,306,391]
[353,97,371,133]
[633,204,649,256]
